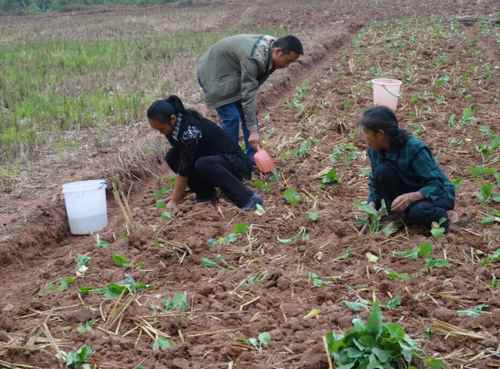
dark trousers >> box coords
[373,161,455,229]
[166,149,254,208]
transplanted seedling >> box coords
[431,218,447,239]
[41,276,76,295]
[152,336,173,351]
[343,299,369,312]
[331,143,359,166]
[481,210,500,225]
[112,253,131,268]
[321,168,340,186]
[475,183,500,204]
[294,138,318,158]
[324,302,438,369]
[306,209,320,222]
[282,187,302,206]
[251,179,271,192]
[457,304,489,318]
[75,255,91,276]
[95,274,149,299]
[393,242,433,260]
[245,332,271,352]
[277,226,309,245]
[163,292,188,312]
[480,249,500,267]
[356,200,397,236]
[308,272,336,288]
[77,320,94,335]
[58,345,93,369]
[95,234,110,249]
[207,223,250,247]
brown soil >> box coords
[1,1,499,369]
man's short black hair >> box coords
[273,35,304,55]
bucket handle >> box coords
[382,84,401,99]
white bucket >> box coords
[371,78,402,111]
[62,179,108,235]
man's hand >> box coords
[248,129,260,151]
[391,192,423,213]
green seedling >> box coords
[242,272,268,288]
[79,287,93,296]
[480,249,500,267]
[245,331,271,352]
[468,165,497,179]
[356,200,396,235]
[475,183,500,203]
[385,270,412,281]
[324,302,424,369]
[160,211,173,221]
[481,210,500,225]
[95,275,149,299]
[282,187,302,206]
[163,292,188,312]
[152,336,172,351]
[112,253,131,268]
[136,365,147,369]
[340,98,354,110]
[41,276,76,295]
[208,223,250,247]
[155,200,166,209]
[409,123,425,137]
[77,320,94,335]
[277,227,309,245]
[306,209,320,222]
[451,177,463,190]
[95,234,110,249]
[251,179,271,192]
[426,358,445,369]
[255,204,266,216]
[457,304,489,318]
[287,80,310,113]
[424,257,450,272]
[331,143,359,165]
[61,345,93,369]
[343,299,369,312]
[435,74,450,88]
[447,114,456,128]
[461,106,475,125]
[308,272,335,288]
[322,168,340,185]
[75,255,91,276]
[294,138,317,158]
[393,242,433,260]
[152,184,173,200]
[431,218,447,239]
[385,296,402,310]
[201,256,228,269]
[490,275,498,289]
[333,247,352,261]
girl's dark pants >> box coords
[166,148,253,208]
[373,161,454,230]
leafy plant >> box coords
[481,210,500,225]
[160,211,173,221]
[41,276,76,295]
[288,80,310,113]
[334,247,352,261]
[431,218,447,239]
[450,177,463,190]
[75,255,91,276]
[77,320,94,335]
[447,113,456,128]
[322,168,340,185]
[469,165,497,179]
[457,304,488,318]
[424,257,449,271]
[112,253,131,268]
[385,270,412,281]
[480,248,500,267]
[324,302,422,369]
[201,257,219,268]
[461,106,475,125]
[283,187,302,206]
[246,332,271,352]
[385,296,402,310]
[64,345,93,368]
[277,227,309,245]
[306,210,320,222]
[207,224,249,248]
[155,200,166,209]
[331,143,359,165]
[152,336,172,351]
[343,299,369,312]
[308,272,334,288]
[95,234,110,249]
[255,204,266,216]
[356,201,395,235]
[294,138,317,158]
[435,74,450,88]
[251,179,271,192]
[95,275,149,299]
[475,183,500,203]
[163,292,188,312]
[393,242,433,260]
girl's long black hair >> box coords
[146,95,202,124]
[359,106,410,148]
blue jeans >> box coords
[215,101,257,161]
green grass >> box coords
[0,26,284,161]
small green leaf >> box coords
[418,242,433,258]
[160,211,173,221]
[322,168,340,185]
[152,336,172,351]
[201,257,218,268]
[309,272,325,288]
[283,187,302,206]
[155,200,166,209]
[457,304,488,318]
[343,300,368,312]
[386,270,412,281]
[386,296,402,310]
[251,179,271,192]
[163,292,188,312]
[77,320,94,335]
[75,255,91,275]
[255,204,266,216]
[65,345,93,368]
[95,235,110,249]
[247,337,258,349]
[233,223,250,235]
[306,210,320,222]
[59,276,76,291]
[366,302,383,337]
[258,332,271,347]
[426,357,445,369]
[425,258,449,270]
[79,286,93,296]
[112,253,131,268]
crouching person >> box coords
[360,106,456,231]
[147,95,263,211]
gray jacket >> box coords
[197,34,276,129]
